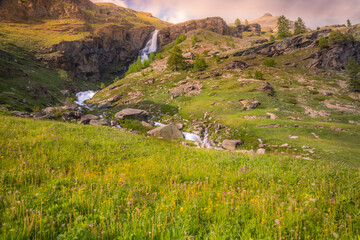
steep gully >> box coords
[75,30,210,146]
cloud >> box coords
[90,0,128,8]
[127,0,360,28]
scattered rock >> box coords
[242,115,268,119]
[115,108,149,122]
[266,112,279,119]
[222,139,244,151]
[80,114,99,124]
[223,60,248,70]
[171,81,202,98]
[311,132,320,139]
[257,124,281,128]
[141,121,152,128]
[331,126,346,132]
[237,150,255,154]
[240,100,261,110]
[89,119,110,126]
[257,82,275,95]
[0,106,8,111]
[281,143,290,147]
[256,148,266,155]
[288,135,299,139]
[147,124,184,140]
[12,111,31,118]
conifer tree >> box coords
[277,15,292,39]
[294,17,307,35]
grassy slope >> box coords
[0,114,359,239]
[91,29,360,166]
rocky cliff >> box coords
[37,25,155,81]
[158,17,230,46]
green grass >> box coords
[0,115,359,239]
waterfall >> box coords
[140,30,159,62]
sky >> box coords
[90,0,360,29]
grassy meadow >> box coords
[0,115,359,239]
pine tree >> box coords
[277,15,292,39]
[167,46,186,71]
[235,18,241,26]
[346,57,360,92]
[294,17,307,35]
[244,19,249,26]
[347,19,352,27]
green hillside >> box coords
[90,29,360,165]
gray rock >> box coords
[266,112,279,119]
[175,123,184,130]
[147,124,184,140]
[115,108,149,122]
[141,121,152,128]
[0,106,8,111]
[222,139,244,151]
[256,148,266,155]
[12,111,31,118]
[89,119,110,126]
[288,135,299,139]
[80,114,99,124]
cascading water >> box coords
[75,90,98,106]
[139,30,159,62]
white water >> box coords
[75,90,97,106]
[154,122,165,127]
[140,30,159,62]
[183,132,203,143]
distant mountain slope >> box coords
[249,13,294,32]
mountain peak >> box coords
[262,13,273,17]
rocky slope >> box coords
[234,29,360,70]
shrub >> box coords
[318,37,329,49]
[100,82,106,89]
[346,57,360,92]
[193,55,208,71]
[254,71,264,80]
[174,34,187,45]
[269,35,275,42]
[263,58,276,67]
[167,46,187,71]
[329,31,354,45]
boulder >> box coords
[115,108,149,122]
[62,110,83,121]
[224,60,248,70]
[175,123,184,130]
[222,139,244,151]
[266,112,279,119]
[80,114,99,124]
[257,82,274,95]
[141,121,152,128]
[147,124,184,140]
[89,119,110,126]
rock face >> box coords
[308,41,360,70]
[222,140,244,151]
[234,29,331,57]
[39,25,154,81]
[115,108,149,122]
[158,17,230,46]
[232,24,261,38]
[147,124,184,140]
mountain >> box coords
[249,13,294,32]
